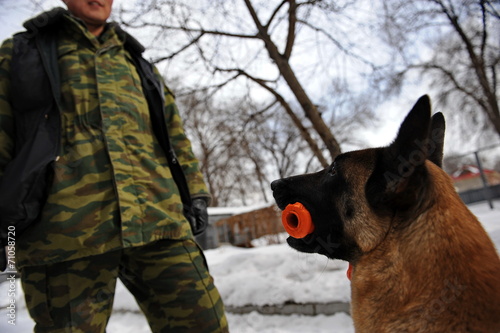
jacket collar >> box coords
[22,7,145,55]
[23,7,66,33]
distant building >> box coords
[196,203,284,249]
[450,165,500,192]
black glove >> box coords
[188,198,209,236]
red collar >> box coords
[347,263,353,280]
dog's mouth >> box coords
[275,201,288,211]
[271,179,299,211]
[272,180,344,258]
[286,233,337,258]
[286,234,315,251]
[286,223,349,260]
[272,194,293,211]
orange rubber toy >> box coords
[282,203,353,281]
[281,202,314,238]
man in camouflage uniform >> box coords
[0,0,228,332]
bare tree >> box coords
[253,104,310,178]
[177,83,378,205]
[177,92,253,206]
[319,79,378,149]
[177,89,310,206]
[379,0,500,139]
[119,0,381,167]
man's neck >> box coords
[87,23,106,36]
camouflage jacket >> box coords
[0,8,210,268]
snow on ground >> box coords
[204,243,350,307]
[1,200,499,333]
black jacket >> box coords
[0,8,192,267]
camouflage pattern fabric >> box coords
[0,12,211,268]
[21,239,229,333]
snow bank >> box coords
[205,244,350,307]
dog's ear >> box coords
[367,96,433,213]
[386,95,432,166]
[428,112,445,168]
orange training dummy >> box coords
[281,202,314,239]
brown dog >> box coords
[271,95,500,332]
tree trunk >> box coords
[244,0,342,162]
[240,70,330,167]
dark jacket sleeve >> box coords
[0,38,14,179]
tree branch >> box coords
[231,68,329,166]
[151,32,205,63]
[415,63,489,112]
[265,0,288,29]
[121,21,260,40]
[284,0,297,60]
[297,19,378,70]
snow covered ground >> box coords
[1,200,499,333]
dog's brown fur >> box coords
[271,96,500,332]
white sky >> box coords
[1,0,496,157]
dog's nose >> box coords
[271,179,284,191]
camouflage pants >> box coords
[20,239,229,333]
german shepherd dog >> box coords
[271,96,500,332]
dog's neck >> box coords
[354,162,496,293]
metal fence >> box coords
[459,184,500,205]
[445,144,500,208]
